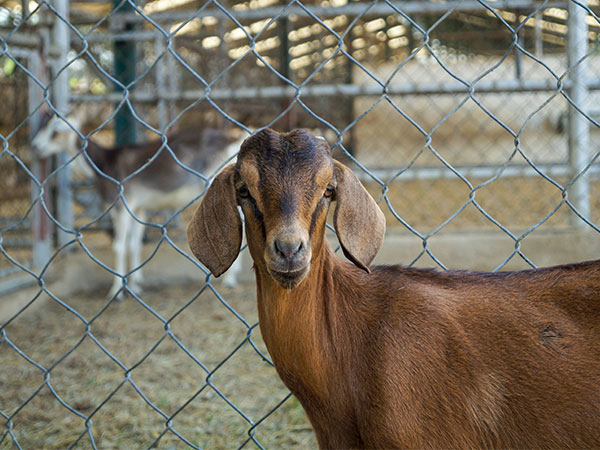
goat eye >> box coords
[238,186,250,198]
[324,187,335,198]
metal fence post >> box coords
[514,9,523,81]
[155,32,167,131]
[167,36,178,126]
[567,0,591,226]
[278,15,295,131]
[28,50,52,270]
[534,9,543,58]
[54,0,74,247]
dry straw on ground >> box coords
[1,280,316,449]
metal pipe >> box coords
[28,49,52,271]
[1,31,62,55]
[514,9,523,80]
[359,162,600,182]
[534,8,543,57]
[155,33,168,131]
[166,37,179,126]
[278,14,294,130]
[113,0,570,25]
[567,0,591,227]
[72,77,600,103]
[54,0,74,248]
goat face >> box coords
[187,128,386,289]
[32,113,80,158]
[31,112,94,178]
[237,129,333,288]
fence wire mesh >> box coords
[1,0,600,447]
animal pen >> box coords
[1,0,600,447]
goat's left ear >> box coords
[333,160,385,272]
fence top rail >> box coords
[110,0,570,27]
[71,77,600,104]
[360,163,600,182]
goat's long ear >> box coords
[333,160,385,272]
[187,164,242,277]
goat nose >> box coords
[274,240,303,259]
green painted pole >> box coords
[113,0,137,146]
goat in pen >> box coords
[187,128,600,449]
[33,109,243,299]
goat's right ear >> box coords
[187,164,242,277]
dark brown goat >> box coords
[187,128,600,449]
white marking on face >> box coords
[32,115,81,157]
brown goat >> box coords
[187,128,600,449]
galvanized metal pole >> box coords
[217,18,230,129]
[54,0,74,247]
[514,10,523,81]
[113,0,137,146]
[21,0,29,16]
[167,36,178,125]
[278,15,294,131]
[116,0,564,25]
[29,50,52,270]
[73,77,597,103]
[155,33,167,131]
[567,0,590,226]
[345,26,355,155]
[534,9,543,57]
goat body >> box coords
[188,128,600,449]
[33,115,242,298]
[83,129,238,209]
[260,254,600,448]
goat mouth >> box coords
[267,265,310,289]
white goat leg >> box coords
[128,211,146,293]
[107,206,133,299]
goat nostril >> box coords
[274,240,302,259]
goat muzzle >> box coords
[266,264,311,289]
[265,234,311,288]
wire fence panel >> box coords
[1,0,600,447]
[0,66,32,279]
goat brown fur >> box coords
[188,128,600,449]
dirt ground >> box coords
[0,271,317,449]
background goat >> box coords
[33,110,243,298]
[188,128,600,449]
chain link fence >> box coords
[2,0,600,447]
[0,62,31,281]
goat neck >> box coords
[255,243,350,378]
[256,242,372,447]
